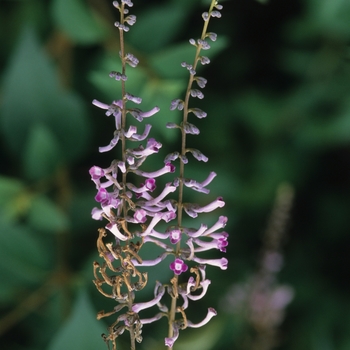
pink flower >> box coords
[169,229,182,244]
[94,188,109,203]
[170,258,188,275]
[134,209,147,223]
[89,166,105,180]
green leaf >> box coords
[48,289,106,350]
[22,124,62,181]
[139,78,185,141]
[127,3,187,52]
[150,36,229,79]
[175,319,223,350]
[295,106,350,149]
[0,215,51,301]
[27,194,69,233]
[52,90,90,162]
[233,92,285,139]
[89,54,148,101]
[311,0,350,38]
[51,0,107,44]
[0,216,51,270]
[69,189,98,234]
[0,176,25,208]
[177,0,202,8]
[0,176,31,221]
[0,26,90,163]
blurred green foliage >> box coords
[1,0,350,349]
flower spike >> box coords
[90,1,227,349]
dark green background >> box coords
[1,0,350,349]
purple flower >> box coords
[138,213,162,236]
[94,188,109,203]
[189,107,207,118]
[202,12,209,21]
[187,308,217,328]
[128,106,159,121]
[90,166,115,189]
[164,152,180,163]
[165,324,180,348]
[197,39,210,50]
[89,166,105,180]
[192,235,229,253]
[217,237,228,252]
[211,10,222,18]
[192,257,228,270]
[99,133,120,153]
[109,70,127,81]
[144,229,169,240]
[170,99,184,111]
[190,89,204,99]
[127,138,162,157]
[137,183,176,206]
[91,99,109,110]
[184,197,225,218]
[170,258,188,275]
[140,312,165,325]
[91,207,103,220]
[183,224,208,238]
[206,32,217,41]
[105,222,128,241]
[123,125,137,138]
[193,197,225,213]
[195,76,207,88]
[182,171,216,193]
[92,99,123,129]
[91,2,228,348]
[162,210,176,222]
[169,228,182,244]
[125,92,141,104]
[129,124,152,141]
[199,55,210,65]
[183,122,200,135]
[134,209,147,223]
[144,178,156,191]
[132,252,168,267]
[132,283,165,313]
[186,279,211,301]
[203,215,228,235]
[143,236,172,251]
[133,162,175,178]
[125,14,136,26]
[187,148,208,162]
[124,52,139,67]
[126,178,156,194]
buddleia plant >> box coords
[89,1,228,349]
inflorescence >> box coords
[90,1,227,349]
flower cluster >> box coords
[90,1,227,349]
[222,184,294,350]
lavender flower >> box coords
[125,1,227,348]
[90,1,227,349]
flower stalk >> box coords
[90,1,227,349]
